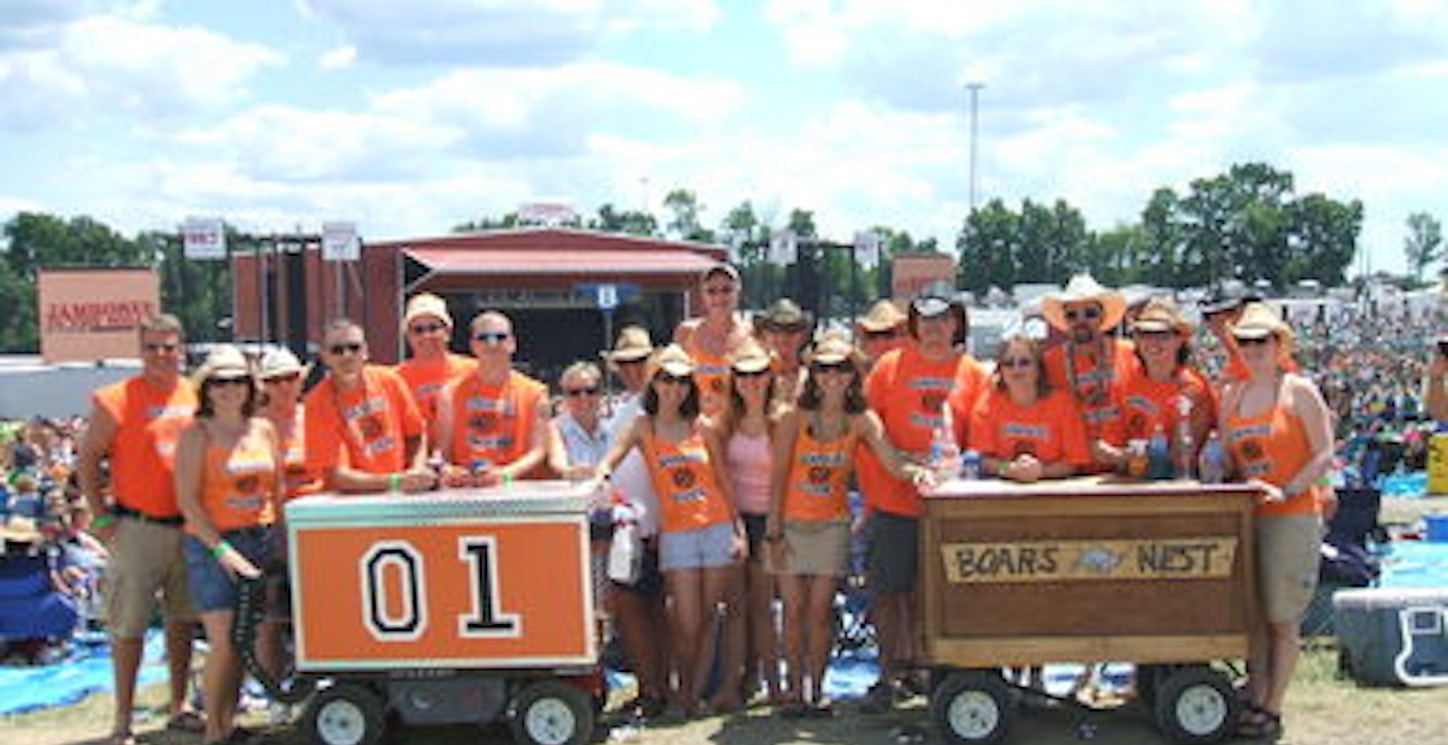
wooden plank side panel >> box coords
[926,635,1249,668]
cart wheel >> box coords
[930,670,1017,745]
[509,680,595,745]
[304,682,387,745]
[1152,666,1238,744]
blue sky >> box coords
[2,0,1446,276]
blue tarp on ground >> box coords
[0,630,167,715]
[1379,540,1448,589]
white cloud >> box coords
[319,45,356,70]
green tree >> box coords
[590,204,658,236]
[1404,211,1444,286]
[957,199,1019,294]
[662,188,714,242]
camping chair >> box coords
[832,497,877,660]
[1301,486,1383,638]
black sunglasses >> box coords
[209,377,252,388]
[328,342,363,355]
[1235,336,1272,346]
[863,329,898,340]
[409,322,447,335]
[263,374,301,385]
[474,331,511,344]
[1065,307,1102,322]
[565,386,601,397]
[143,342,180,353]
[654,373,693,386]
[811,361,853,375]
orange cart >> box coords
[274,481,600,745]
[919,478,1261,744]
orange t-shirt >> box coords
[443,370,547,474]
[968,388,1092,467]
[857,346,969,517]
[193,424,277,534]
[396,353,476,426]
[1223,400,1322,517]
[273,405,321,500]
[92,376,198,518]
[1108,366,1218,446]
[641,424,732,534]
[1043,339,1137,439]
[782,423,858,522]
[303,366,425,478]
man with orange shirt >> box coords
[1041,274,1137,467]
[433,310,550,487]
[77,314,201,745]
[857,295,988,712]
[395,293,475,429]
[304,319,435,493]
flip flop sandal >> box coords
[166,710,207,733]
[1236,705,1282,739]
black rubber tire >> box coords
[304,681,387,745]
[508,679,595,745]
[1152,666,1239,744]
[930,670,1017,745]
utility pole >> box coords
[965,82,985,214]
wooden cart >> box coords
[278,481,599,745]
[919,478,1261,744]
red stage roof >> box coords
[404,246,720,276]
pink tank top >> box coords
[727,430,772,515]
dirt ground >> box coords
[6,643,1448,745]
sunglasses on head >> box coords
[328,342,363,355]
[1000,356,1035,370]
[1064,307,1102,322]
[143,342,180,353]
[409,322,447,335]
[473,331,511,344]
[565,386,600,397]
[811,360,853,375]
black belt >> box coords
[113,504,184,527]
[223,525,271,541]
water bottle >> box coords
[1198,431,1226,484]
[1147,424,1171,481]
[1174,397,1194,480]
[931,403,961,481]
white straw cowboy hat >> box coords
[1041,274,1127,332]
[601,325,654,367]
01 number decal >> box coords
[360,536,521,642]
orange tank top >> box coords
[446,371,547,473]
[641,424,732,533]
[274,405,321,500]
[783,419,857,522]
[194,424,277,534]
[1223,397,1321,517]
[93,376,197,518]
[397,353,476,425]
[684,342,732,418]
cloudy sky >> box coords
[2,0,1445,275]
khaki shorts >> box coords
[104,518,197,638]
[772,520,851,577]
[1256,513,1322,624]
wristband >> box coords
[91,513,116,530]
[389,472,402,492]
[211,540,232,559]
[501,472,514,487]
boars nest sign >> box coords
[940,537,1238,584]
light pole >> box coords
[965,82,985,214]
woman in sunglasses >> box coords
[767,333,931,716]
[674,263,753,418]
[715,339,783,710]
[173,345,282,745]
[1097,297,1217,472]
[967,334,1091,482]
[1218,302,1333,739]
[593,344,744,717]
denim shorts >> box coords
[658,522,736,572]
[183,526,272,614]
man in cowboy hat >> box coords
[395,293,476,431]
[857,294,988,711]
[1040,274,1137,467]
[855,298,908,369]
[755,297,814,406]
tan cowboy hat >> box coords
[257,347,305,380]
[806,331,865,369]
[402,293,452,329]
[1041,274,1127,332]
[1131,297,1192,334]
[1231,301,1293,341]
[0,515,43,544]
[190,344,252,387]
[729,338,773,374]
[602,325,654,366]
[754,298,813,334]
[647,343,696,379]
[857,299,906,333]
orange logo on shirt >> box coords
[469,413,498,432]
[1240,439,1264,462]
[359,415,384,440]
[921,391,946,413]
[809,465,831,484]
[235,474,260,494]
[672,469,696,489]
